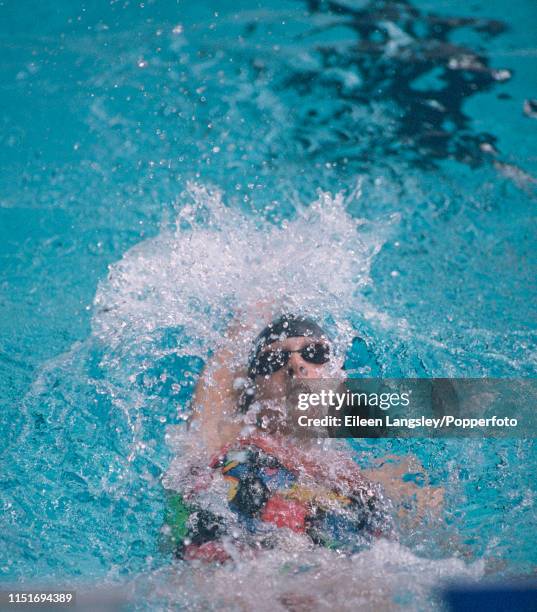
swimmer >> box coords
[163,306,442,564]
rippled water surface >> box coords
[1,0,536,608]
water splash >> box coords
[93,182,398,364]
[130,539,483,611]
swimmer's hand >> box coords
[363,455,444,526]
[229,298,281,338]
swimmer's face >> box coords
[252,336,331,436]
[253,336,330,403]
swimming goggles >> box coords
[252,342,330,376]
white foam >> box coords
[136,539,483,611]
[92,182,398,360]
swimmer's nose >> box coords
[287,354,308,379]
[287,367,307,377]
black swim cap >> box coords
[248,313,329,378]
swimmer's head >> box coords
[239,314,332,415]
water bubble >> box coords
[491,69,511,82]
[523,99,537,119]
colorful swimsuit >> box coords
[165,435,394,562]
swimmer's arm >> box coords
[189,327,244,456]
[189,303,275,456]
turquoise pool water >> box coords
[1,0,536,606]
